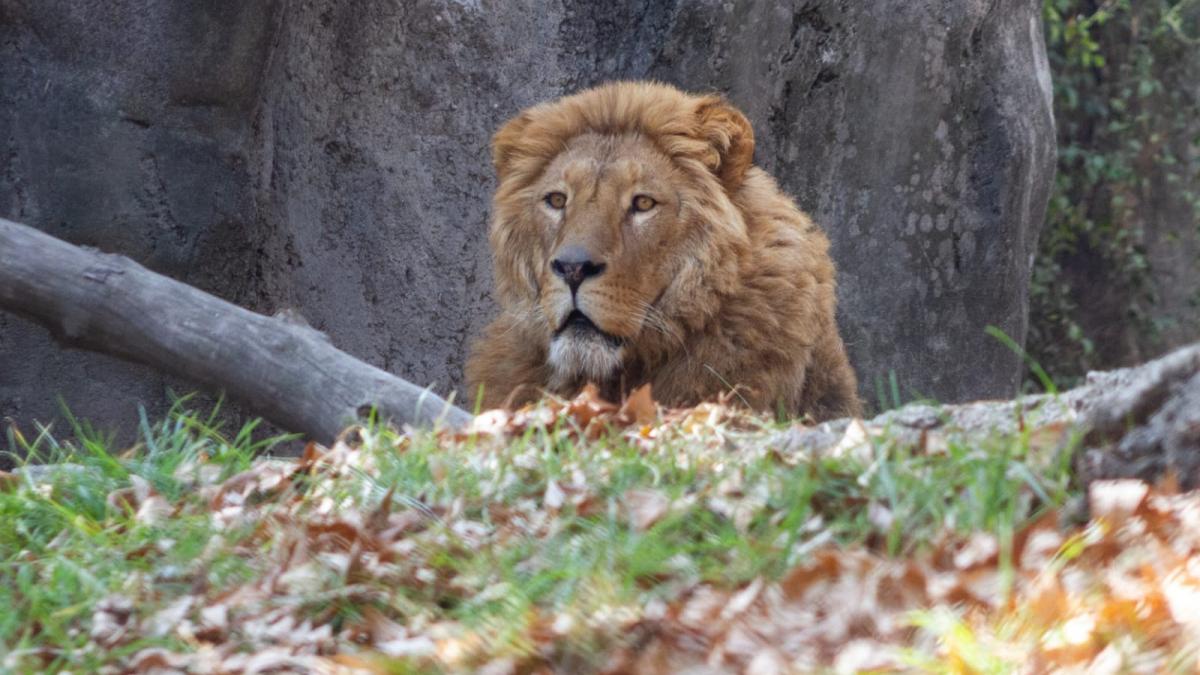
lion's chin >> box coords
[547,332,624,383]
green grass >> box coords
[0,401,288,671]
[0,400,1078,671]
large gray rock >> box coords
[0,1,275,440]
[245,2,570,393]
[1074,342,1200,489]
[0,0,1055,444]
[644,0,1057,404]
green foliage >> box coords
[1031,0,1200,387]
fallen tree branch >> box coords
[0,217,472,441]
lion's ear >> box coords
[695,98,755,191]
[491,112,533,180]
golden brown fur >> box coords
[466,81,860,420]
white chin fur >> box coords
[548,334,622,382]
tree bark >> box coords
[0,217,472,441]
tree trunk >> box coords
[0,217,472,442]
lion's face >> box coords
[530,133,694,381]
[486,82,756,388]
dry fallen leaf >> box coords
[623,488,670,532]
[90,596,135,648]
[544,480,566,510]
[1089,479,1150,520]
[619,384,657,426]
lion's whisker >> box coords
[493,301,543,341]
[629,297,688,354]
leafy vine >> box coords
[1029,0,1200,388]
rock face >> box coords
[0,0,1055,440]
[641,0,1057,405]
[0,2,275,436]
[1075,343,1200,490]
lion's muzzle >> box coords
[548,309,625,382]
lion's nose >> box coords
[551,245,606,293]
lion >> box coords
[465,81,861,421]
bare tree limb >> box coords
[0,217,473,441]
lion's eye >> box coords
[631,195,657,213]
[545,192,567,210]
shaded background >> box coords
[1,0,1131,442]
[1030,0,1200,387]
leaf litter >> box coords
[5,385,1200,673]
